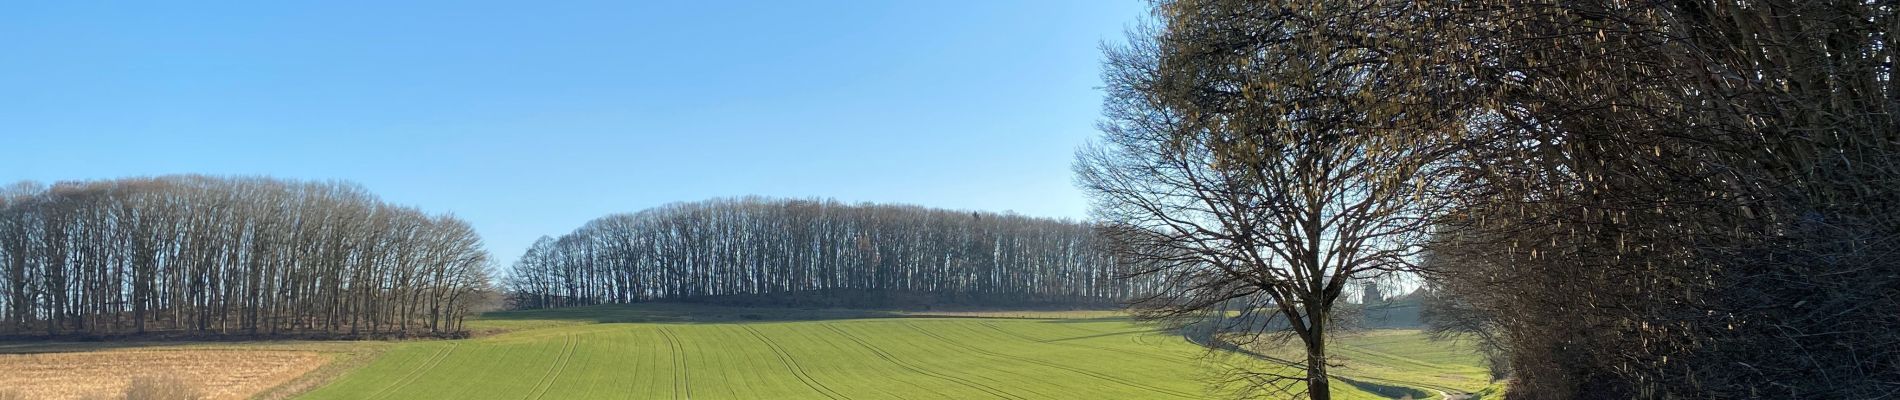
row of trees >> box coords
[505,197,1139,309]
[1088,0,1894,398]
[0,176,492,337]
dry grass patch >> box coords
[0,349,327,400]
[899,309,1129,319]
[122,375,205,400]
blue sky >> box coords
[0,1,1149,264]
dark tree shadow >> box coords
[1336,376,1433,399]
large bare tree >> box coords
[1076,1,1461,398]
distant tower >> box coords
[1360,281,1385,304]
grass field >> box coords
[0,304,1495,399]
[1327,330,1495,396]
[293,304,1495,400]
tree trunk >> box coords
[1304,325,1331,400]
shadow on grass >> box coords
[0,340,213,354]
[475,303,911,325]
[1044,329,1158,343]
[478,302,1134,325]
[0,329,446,351]
[1042,316,1137,324]
[1337,376,1434,399]
[464,302,1142,339]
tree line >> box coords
[505,197,1139,309]
[0,175,492,337]
[1087,0,1895,398]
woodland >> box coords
[504,197,1141,309]
[0,176,491,337]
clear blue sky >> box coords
[1,1,1148,264]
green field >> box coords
[298,304,1493,400]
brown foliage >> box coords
[1100,0,1897,398]
[1411,0,1899,398]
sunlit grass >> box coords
[302,303,1417,399]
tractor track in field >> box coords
[742,325,851,400]
[523,335,579,400]
[978,322,1196,364]
[625,331,655,400]
[820,324,1023,400]
[367,342,460,400]
[657,327,693,400]
[798,325,956,398]
[906,324,1200,399]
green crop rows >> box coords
[299,304,1489,399]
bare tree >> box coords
[0,175,491,338]
[1076,1,1462,398]
[503,197,1136,310]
